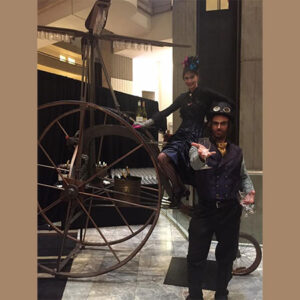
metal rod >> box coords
[68,145,78,179]
[74,107,86,180]
[80,39,89,101]
[80,42,86,101]
[95,41,121,112]
[97,113,107,163]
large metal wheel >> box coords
[232,232,262,275]
[38,100,163,278]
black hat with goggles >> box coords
[208,101,234,121]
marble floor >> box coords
[59,213,262,300]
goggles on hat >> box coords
[212,105,231,113]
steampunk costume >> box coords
[187,102,254,300]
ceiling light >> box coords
[68,57,75,65]
[59,55,66,62]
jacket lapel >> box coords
[217,143,235,168]
[208,143,222,165]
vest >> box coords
[194,142,243,204]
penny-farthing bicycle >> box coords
[38,0,183,278]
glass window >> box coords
[206,0,229,11]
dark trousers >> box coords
[187,202,242,299]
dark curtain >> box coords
[38,70,159,225]
[196,0,241,143]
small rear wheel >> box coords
[232,232,262,275]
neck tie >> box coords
[217,142,227,157]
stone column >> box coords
[239,0,262,171]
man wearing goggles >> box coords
[186,101,255,300]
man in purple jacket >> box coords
[186,101,255,300]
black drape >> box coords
[38,70,159,225]
[196,0,241,143]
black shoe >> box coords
[169,194,181,208]
[183,188,190,200]
[214,291,229,300]
[214,296,228,300]
[169,189,190,208]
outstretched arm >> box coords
[189,142,216,170]
[134,94,184,130]
[151,94,185,124]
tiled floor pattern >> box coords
[61,213,262,300]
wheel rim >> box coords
[232,232,262,275]
[38,100,162,278]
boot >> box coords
[169,189,190,208]
[214,290,228,300]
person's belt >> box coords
[200,199,238,209]
[215,199,238,208]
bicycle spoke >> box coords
[140,185,159,192]
[56,200,76,272]
[38,163,69,172]
[79,143,144,188]
[38,182,64,191]
[94,187,159,205]
[76,198,120,263]
[140,188,159,199]
[38,142,68,186]
[56,120,69,138]
[78,190,158,211]
[102,189,134,234]
[81,197,93,242]
[38,194,64,216]
[39,108,80,142]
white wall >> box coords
[132,47,173,131]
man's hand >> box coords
[242,190,255,204]
[191,142,216,160]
